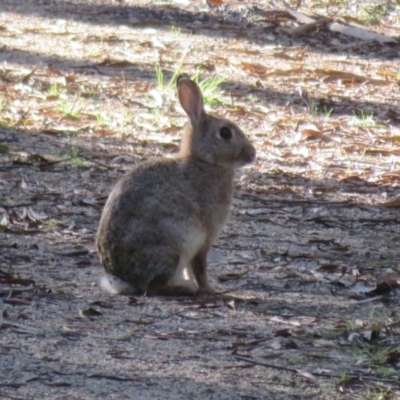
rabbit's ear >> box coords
[177,77,205,123]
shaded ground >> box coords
[1,1,400,399]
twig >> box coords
[0,287,35,295]
[234,355,400,386]
[198,291,259,302]
[0,322,43,335]
[234,355,306,374]
[288,17,332,36]
[1,202,36,209]
[282,0,397,44]
[88,374,137,381]
[354,295,383,305]
[80,155,119,171]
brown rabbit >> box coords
[96,76,255,295]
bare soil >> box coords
[1,1,400,399]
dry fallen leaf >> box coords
[0,144,10,154]
[206,0,224,6]
[79,307,102,319]
[241,61,268,75]
[218,271,249,282]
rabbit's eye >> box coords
[219,126,232,140]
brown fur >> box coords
[96,77,255,295]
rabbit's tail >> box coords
[100,274,134,295]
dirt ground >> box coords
[1,1,400,399]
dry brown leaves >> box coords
[1,1,400,399]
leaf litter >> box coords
[0,0,400,399]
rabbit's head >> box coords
[177,76,256,169]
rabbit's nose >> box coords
[247,145,256,163]
[241,145,256,164]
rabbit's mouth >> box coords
[214,149,256,169]
[238,146,256,166]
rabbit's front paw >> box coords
[197,283,217,295]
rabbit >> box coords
[96,75,256,296]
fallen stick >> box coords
[234,355,400,386]
[282,0,398,44]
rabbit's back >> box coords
[100,157,233,232]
